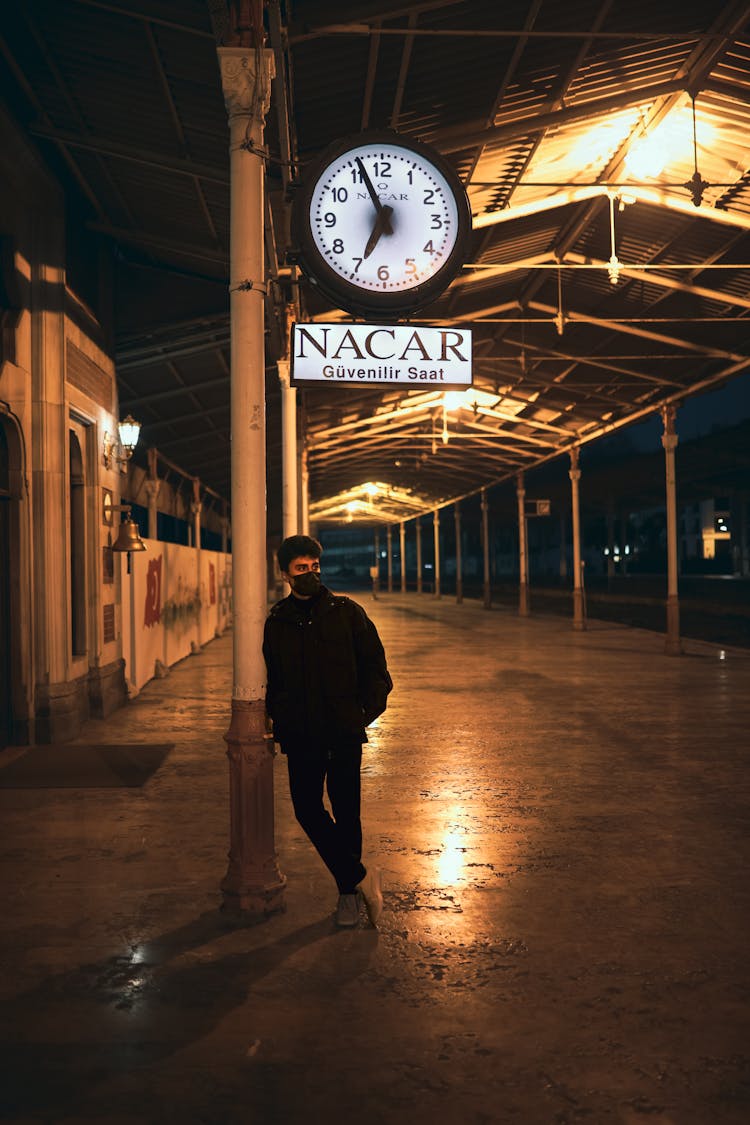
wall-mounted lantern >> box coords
[103,415,141,469]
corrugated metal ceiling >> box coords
[0,0,748,526]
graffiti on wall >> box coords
[144,556,163,627]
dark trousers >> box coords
[284,742,367,894]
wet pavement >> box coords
[1,593,749,1124]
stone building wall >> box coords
[0,102,127,745]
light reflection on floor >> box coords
[436,808,470,886]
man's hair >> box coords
[277,534,322,573]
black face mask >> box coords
[291,570,321,597]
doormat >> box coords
[0,744,174,788]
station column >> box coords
[433,509,441,598]
[145,447,160,540]
[516,474,530,617]
[278,358,298,538]
[217,43,285,915]
[662,405,681,655]
[386,525,393,593]
[145,478,160,541]
[454,502,463,604]
[299,443,310,535]
[416,516,423,594]
[399,521,406,592]
[481,488,491,609]
[569,447,585,631]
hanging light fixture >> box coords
[555,264,565,333]
[606,192,621,286]
[683,96,710,207]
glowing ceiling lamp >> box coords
[624,104,714,183]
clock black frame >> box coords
[289,130,472,319]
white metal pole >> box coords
[278,359,298,538]
[386,525,393,593]
[454,502,463,604]
[433,509,441,598]
[662,405,681,655]
[399,520,406,593]
[569,448,585,631]
[516,474,530,616]
[217,44,285,915]
[300,443,310,535]
[145,480,159,541]
[481,487,491,609]
[416,516,423,594]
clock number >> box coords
[430,214,443,229]
[423,189,435,205]
[423,240,436,254]
[373,161,391,178]
[332,238,344,254]
[377,265,390,281]
[324,212,336,228]
[332,187,348,202]
[405,258,417,275]
[350,167,364,184]
[352,257,363,273]
[407,170,414,184]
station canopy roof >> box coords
[1,1,749,526]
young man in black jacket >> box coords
[263,534,392,927]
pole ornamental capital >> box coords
[217,47,275,121]
[661,403,679,451]
[277,357,291,387]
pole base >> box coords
[665,595,681,655]
[221,699,286,918]
[518,582,530,617]
[572,588,586,631]
[220,873,287,917]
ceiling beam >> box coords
[88,221,227,267]
[435,79,686,154]
[120,375,229,409]
[565,253,750,311]
[117,338,230,371]
[28,124,230,185]
[70,0,215,37]
[527,301,746,362]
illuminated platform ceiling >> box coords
[2,1,749,524]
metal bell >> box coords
[112,516,147,553]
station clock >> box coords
[290,131,472,318]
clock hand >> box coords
[355,157,394,236]
[363,205,394,259]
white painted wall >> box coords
[119,540,232,693]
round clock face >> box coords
[292,132,471,315]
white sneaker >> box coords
[335,893,360,927]
[356,867,383,926]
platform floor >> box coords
[1,594,749,1125]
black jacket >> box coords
[263,586,392,748]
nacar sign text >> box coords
[291,322,473,388]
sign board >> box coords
[291,322,472,389]
[524,499,551,517]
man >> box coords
[263,534,393,928]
